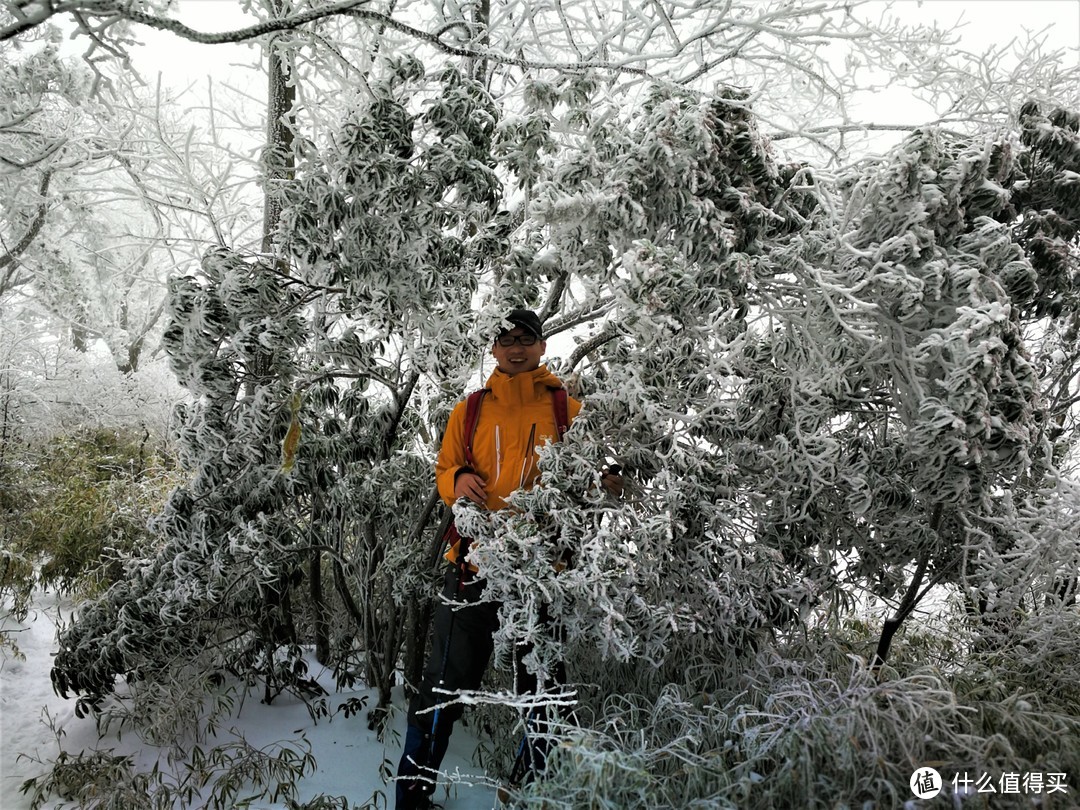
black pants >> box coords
[395,565,564,809]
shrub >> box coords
[0,428,183,598]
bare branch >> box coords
[770,122,922,142]
[567,321,619,372]
[0,105,43,130]
[0,168,51,273]
[0,0,648,76]
[0,136,67,170]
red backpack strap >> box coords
[552,387,569,440]
[462,389,488,467]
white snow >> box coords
[1,593,499,809]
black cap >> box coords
[500,308,545,340]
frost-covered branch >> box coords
[0,0,649,76]
[0,167,49,276]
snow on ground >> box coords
[1,592,498,809]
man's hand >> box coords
[601,464,624,498]
[454,471,488,505]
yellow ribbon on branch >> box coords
[281,391,303,474]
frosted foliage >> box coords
[51,242,309,712]
[835,131,1041,506]
[42,50,1080,805]
[472,96,1079,796]
[461,90,828,709]
[48,63,529,720]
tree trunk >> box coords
[471,0,490,84]
[0,169,51,293]
[404,492,449,698]
[261,0,296,258]
[872,503,944,673]
[310,504,331,665]
[255,1,299,690]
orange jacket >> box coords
[436,365,582,512]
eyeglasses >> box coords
[496,333,539,347]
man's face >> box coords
[492,327,546,376]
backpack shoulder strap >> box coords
[552,387,569,440]
[463,389,488,467]
[462,386,565,465]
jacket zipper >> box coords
[518,423,536,489]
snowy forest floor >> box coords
[0,592,498,809]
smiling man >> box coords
[442,309,577,512]
[395,308,619,810]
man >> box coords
[395,308,619,810]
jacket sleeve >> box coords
[435,402,469,506]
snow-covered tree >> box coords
[43,33,1080,802]
[15,1,1080,806]
[0,35,267,464]
[0,32,91,301]
[478,95,1080,805]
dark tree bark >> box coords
[310,496,331,665]
[0,169,51,294]
[256,2,300,701]
[872,504,944,672]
